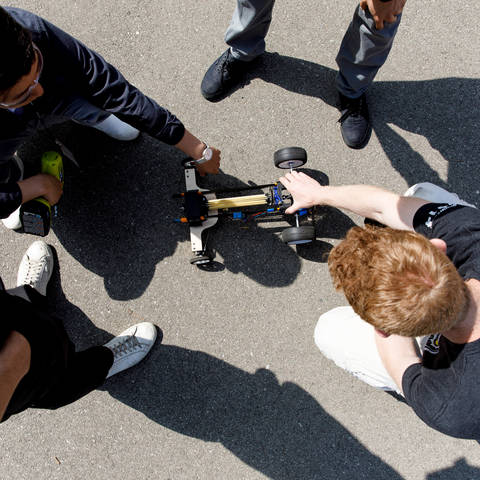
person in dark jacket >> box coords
[0,240,158,422]
[0,7,220,228]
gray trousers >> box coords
[0,97,109,181]
[225,1,402,98]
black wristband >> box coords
[379,0,393,2]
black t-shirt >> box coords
[0,289,72,422]
[402,203,480,439]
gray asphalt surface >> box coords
[1,1,480,479]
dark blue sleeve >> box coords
[8,7,185,145]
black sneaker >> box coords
[338,93,372,149]
[201,49,251,101]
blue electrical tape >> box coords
[273,186,282,206]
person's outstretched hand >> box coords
[360,0,406,30]
[278,171,323,214]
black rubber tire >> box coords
[281,226,315,245]
[274,147,307,169]
[190,255,212,265]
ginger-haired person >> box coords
[279,171,480,440]
[0,7,220,229]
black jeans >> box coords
[31,345,113,410]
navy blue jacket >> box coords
[0,7,185,217]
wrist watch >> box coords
[193,143,213,165]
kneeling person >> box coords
[280,171,480,440]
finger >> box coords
[385,14,397,23]
[285,205,297,215]
[359,0,367,11]
[375,18,384,30]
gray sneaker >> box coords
[104,322,157,378]
[17,241,54,295]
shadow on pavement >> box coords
[101,343,404,480]
[426,458,480,479]
[245,52,479,204]
[48,272,403,480]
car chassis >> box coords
[175,147,316,265]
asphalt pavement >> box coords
[1,1,480,479]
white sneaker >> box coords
[2,206,22,230]
[403,182,476,208]
[17,241,54,295]
[91,115,140,141]
[104,322,157,378]
[2,153,24,230]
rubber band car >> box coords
[175,147,316,266]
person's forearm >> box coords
[322,185,428,230]
[0,332,31,420]
[17,174,63,206]
[281,172,428,229]
[174,129,205,159]
[320,184,399,220]
[319,184,422,229]
[375,332,421,394]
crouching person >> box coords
[280,171,480,440]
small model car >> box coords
[175,147,316,266]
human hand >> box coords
[18,173,63,205]
[278,171,324,214]
[196,146,221,176]
[360,0,406,30]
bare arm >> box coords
[279,171,428,230]
[374,331,421,394]
[17,174,63,205]
[174,129,221,176]
[0,332,31,421]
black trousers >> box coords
[31,345,113,410]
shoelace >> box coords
[110,328,142,359]
[338,96,364,123]
[23,257,46,286]
[215,51,236,80]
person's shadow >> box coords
[45,256,403,479]
[242,52,480,204]
[426,458,480,479]
[101,345,406,480]
[19,128,354,300]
